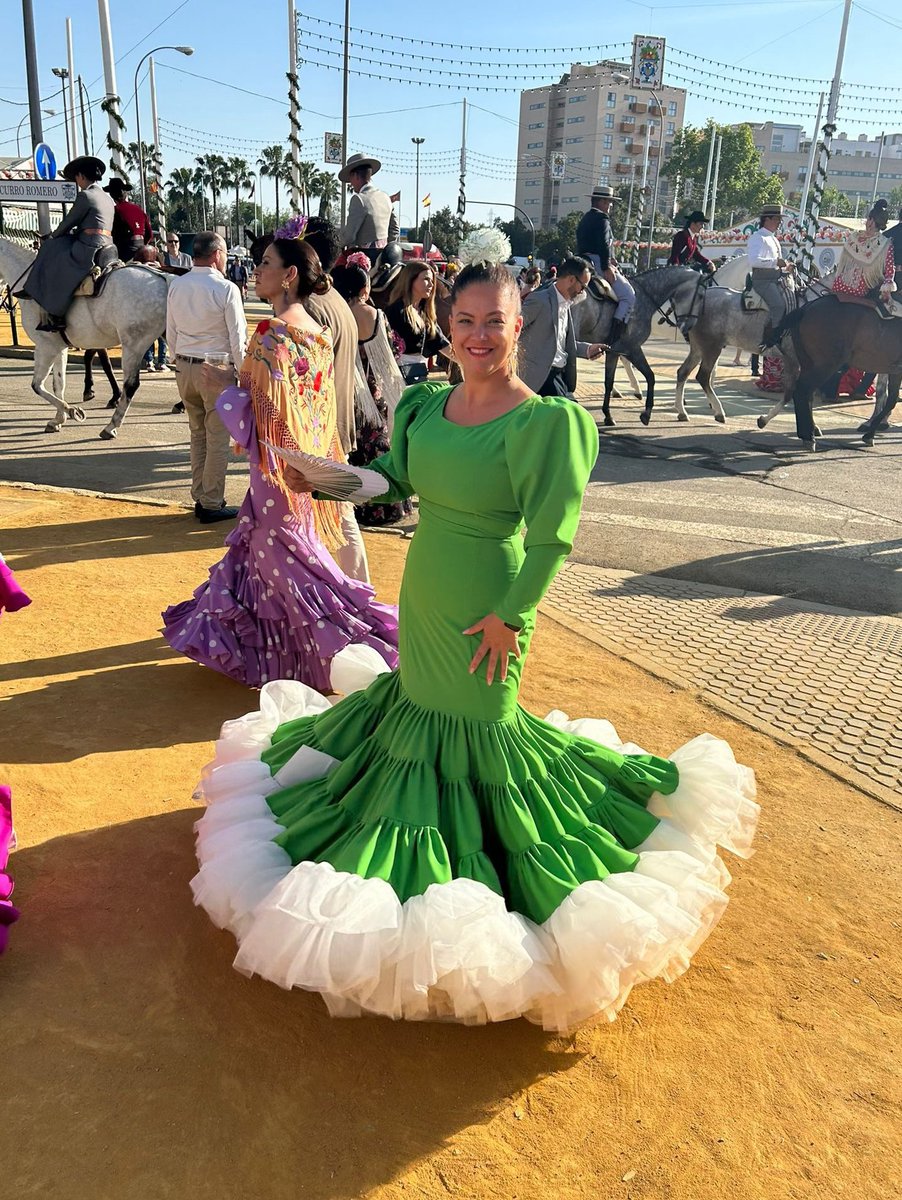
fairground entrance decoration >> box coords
[631,36,666,90]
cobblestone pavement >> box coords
[543,562,902,804]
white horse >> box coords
[0,237,169,439]
[672,256,806,424]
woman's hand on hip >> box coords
[463,613,521,685]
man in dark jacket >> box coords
[21,155,116,332]
[576,184,635,346]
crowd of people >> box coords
[8,150,772,1017]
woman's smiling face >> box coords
[450,280,522,378]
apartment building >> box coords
[749,121,902,206]
[515,61,687,227]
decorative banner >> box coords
[422,193,431,208]
[632,35,666,90]
[324,131,343,165]
[390,190,401,203]
[550,152,566,181]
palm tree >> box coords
[315,170,340,219]
[191,164,209,228]
[124,139,160,210]
[296,160,319,213]
[166,166,199,229]
[196,153,227,229]
[258,144,286,226]
[223,155,253,246]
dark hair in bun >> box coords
[271,237,330,298]
[869,199,889,230]
[331,263,369,301]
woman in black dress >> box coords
[383,261,450,383]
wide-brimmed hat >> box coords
[104,177,132,198]
[338,153,382,183]
[591,185,618,201]
[760,203,784,219]
[61,155,106,182]
[684,210,709,224]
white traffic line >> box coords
[577,509,884,557]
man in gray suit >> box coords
[518,256,607,397]
[22,155,116,333]
[338,153,400,259]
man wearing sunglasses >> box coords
[517,256,607,399]
[160,232,192,270]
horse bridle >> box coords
[657,270,711,330]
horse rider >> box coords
[575,184,636,345]
[19,155,116,333]
[669,211,715,273]
[337,153,400,263]
[880,205,902,293]
[105,177,153,262]
[747,202,795,340]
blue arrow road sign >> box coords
[34,143,57,181]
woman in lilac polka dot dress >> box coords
[162,230,398,691]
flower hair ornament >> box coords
[345,251,371,271]
[458,226,512,266]
[274,213,310,241]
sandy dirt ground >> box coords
[1,485,899,1200]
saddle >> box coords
[73,258,168,299]
[587,275,617,304]
[833,291,899,321]
[741,273,768,313]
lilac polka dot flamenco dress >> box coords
[162,319,398,691]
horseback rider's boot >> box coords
[36,313,66,334]
[608,317,627,347]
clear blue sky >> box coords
[2,0,902,227]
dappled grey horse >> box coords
[574,265,709,426]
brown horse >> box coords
[778,295,901,450]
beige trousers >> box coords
[175,358,232,511]
[334,503,370,584]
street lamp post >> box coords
[411,136,425,235]
[133,45,193,204]
[16,109,56,158]
[51,67,71,160]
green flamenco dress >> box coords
[191,382,758,1031]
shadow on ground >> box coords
[7,812,575,1200]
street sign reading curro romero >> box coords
[0,179,78,203]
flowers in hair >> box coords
[274,214,310,242]
[458,227,512,266]
[345,251,371,271]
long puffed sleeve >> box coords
[495,398,598,629]
[362,381,446,503]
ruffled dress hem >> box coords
[191,655,758,1033]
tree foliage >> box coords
[664,122,783,225]
[413,206,474,255]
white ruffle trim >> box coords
[191,681,759,1032]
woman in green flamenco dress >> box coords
[191,262,758,1032]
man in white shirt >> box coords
[166,231,247,523]
[747,203,795,332]
[337,153,400,260]
[517,256,607,397]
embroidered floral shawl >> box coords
[835,231,893,290]
[242,318,344,551]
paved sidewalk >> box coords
[542,562,902,806]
